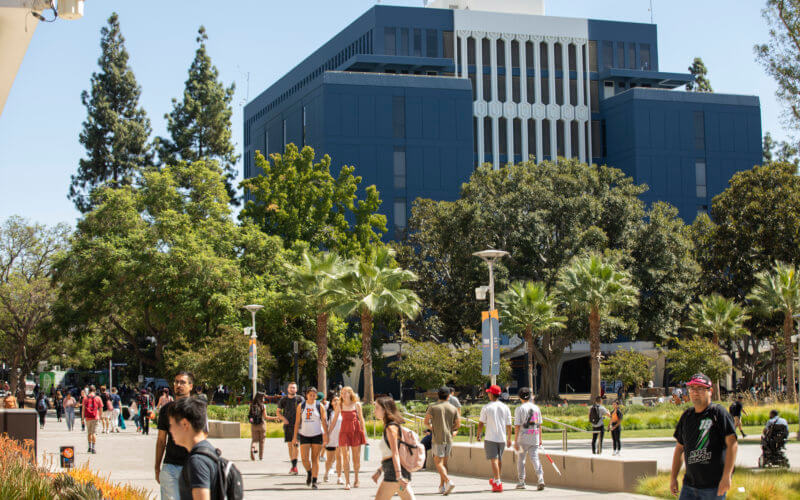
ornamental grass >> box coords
[636,470,800,500]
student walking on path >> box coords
[589,396,609,454]
[138,389,153,435]
[292,387,328,489]
[63,392,76,431]
[330,385,368,490]
[99,386,111,434]
[728,395,747,438]
[54,390,64,423]
[82,385,102,454]
[609,400,623,455]
[423,386,460,495]
[371,396,415,500]
[36,393,49,429]
[513,387,545,490]
[109,387,122,433]
[248,393,267,461]
[670,373,738,500]
[325,393,344,484]
[476,384,512,493]
[277,382,304,475]
[155,372,195,500]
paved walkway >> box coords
[34,415,800,499]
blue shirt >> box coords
[110,394,121,409]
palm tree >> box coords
[286,251,343,392]
[556,253,638,401]
[325,247,421,404]
[747,261,800,403]
[498,281,566,392]
[686,294,749,396]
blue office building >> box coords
[243,0,762,236]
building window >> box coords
[393,148,406,189]
[694,111,705,150]
[511,40,520,68]
[541,77,550,105]
[616,43,625,69]
[499,117,507,155]
[484,117,492,156]
[542,119,551,158]
[526,75,535,104]
[554,42,563,71]
[302,106,307,146]
[591,120,602,158]
[497,74,506,101]
[469,73,477,100]
[525,41,534,69]
[264,131,269,156]
[602,41,613,69]
[570,79,578,105]
[512,75,521,103]
[496,39,505,68]
[443,31,455,59]
[555,78,564,105]
[482,39,491,65]
[483,74,491,100]
[571,121,580,158]
[282,120,287,149]
[588,41,598,72]
[467,37,476,65]
[513,118,522,160]
[474,118,478,154]
[393,96,405,138]
[413,29,422,56]
[628,44,636,70]
[568,44,576,72]
[400,28,409,56]
[695,160,707,198]
[556,122,565,157]
[426,29,438,57]
[527,118,537,161]
[590,81,599,112]
[639,43,651,70]
[385,28,396,55]
[394,198,407,230]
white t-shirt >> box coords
[299,401,324,437]
[479,400,512,443]
[514,402,542,446]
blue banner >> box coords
[481,310,500,376]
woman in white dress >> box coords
[325,393,344,483]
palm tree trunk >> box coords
[526,326,534,390]
[712,332,721,400]
[316,312,329,393]
[589,306,601,401]
[361,309,374,404]
[783,312,797,403]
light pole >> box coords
[243,304,264,400]
[793,314,800,440]
[473,249,509,386]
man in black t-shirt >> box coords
[156,372,194,500]
[277,382,304,475]
[670,373,738,500]
[728,395,747,438]
[168,397,221,500]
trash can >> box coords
[0,408,38,457]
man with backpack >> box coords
[477,384,512,493]
[424,386,460,495]
[670,373,738,500]
[82,385,102,454]
[589,396,609,454]
[169,396,243,500]
[513,387,544,490]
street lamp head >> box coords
[472,249,509,261]
[243,304,264,313]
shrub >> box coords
[636,471,800,500]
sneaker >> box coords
[444,481,455,495]
[537,482,545,491]
[493,481,503,493]
[324,471,329,482]
[337,476,344,485]
[516,483,526,489]
[306,472,312,486]
[290,466,299,475]
[312,483,318,490]
[439,485,446,494]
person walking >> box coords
[78,388,86,431]
[476,384,512,493]
[447,388,462,415]
[82,385,102,454]
[138,389,153,435]
[670,373,738,500]
[513,387,544,490]
[99,386,111,434]
[36,393,49,429]
[167,397,223,500]
[728,395,747,438]
[423,386,460,495]
[325,393,344,484]
[371,396,415,500]
[109,387,122,433]
[157,387,173,413]
[248,392,267,461]
[156,372,195,500]
[609,399,623,456]
[3,389,16,409]
[589,396,610,454]
[130,398,140,432]
[54,390,64,423]
[277,382,304,475]
[64,392,76,431]
[292,387,328,489]
[331,385,368,490]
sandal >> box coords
[344,484,351,490]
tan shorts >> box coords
[86,419,98,435]
[251,423,266,442]
[733,416,742,426]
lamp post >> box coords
[473,249,509,386]
[793,314,800,440]
[243,304,264,399]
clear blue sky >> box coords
[0,0,785,228]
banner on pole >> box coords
[248,338,257,380]
[481,310,500,376]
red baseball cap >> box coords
[486,385,502,395]
[686,373,712,388]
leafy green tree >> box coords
[390,340,455,390]
[240,145,386,257]
[629,202,699,341]
[747,261,800,402]
[0,217,71,394]
[69,13,152,213]
[497,281,566,399]
[285,251,344,392]
[763,132,799,166]
[55,160,282,373]
[556,253,638,400]
[686,57,713,92]
[452,342,512,398]
[158,26,240,204]
[325,247,421,403]
[601,349,652,397]
[667,337,729,392]
[756,0,800,133]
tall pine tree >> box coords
[158,26,240,205]
[70,13,152,213]
[686,57,713,92]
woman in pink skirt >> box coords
[330,386,367,489]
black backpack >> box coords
[248,404,264,425]
[589,404,600,425]
[187,447,244,500]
